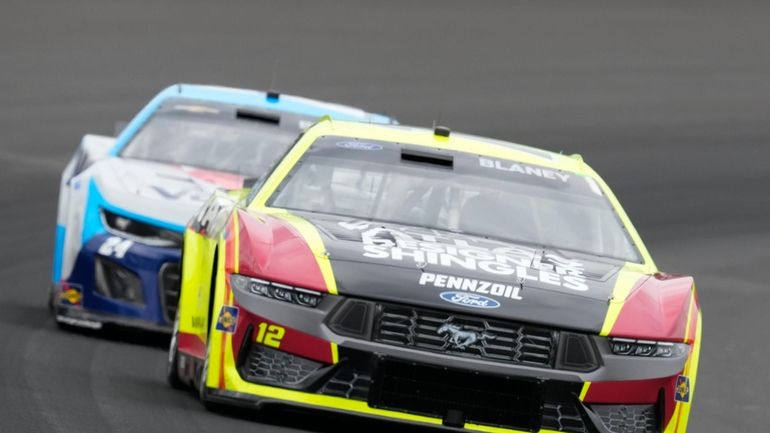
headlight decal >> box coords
[609,338,689,358]
[230,274,324,308]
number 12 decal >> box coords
[255,323,285,348]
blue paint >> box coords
[52,225,65,283]
[65,233,181,326]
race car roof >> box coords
[109,84,395,156]
[301,119,590,177]
[248,118,656,270]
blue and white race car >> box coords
[51,83,395,332]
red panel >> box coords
[235,209,329,292]
[584,375,680,423]
[231,301,334,364]
[609,274,694,341]
[177,331,207,359]
[180,166,244,190]
[589,273,697,427]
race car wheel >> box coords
[166,316,184,389]
[47,284,57,314]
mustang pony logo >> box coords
[437,323,496,350]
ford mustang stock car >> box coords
[168,119,701,433]
[51,83,395,332]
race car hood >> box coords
[92,157,244,227]
[240,210,650,333]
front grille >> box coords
[591,405,658,433]
[159,263,180,323]
[373,303,558,368]
[369,359,542,430]
[319,367,371,400]
[542,402,587,433]
[242,344,323,388]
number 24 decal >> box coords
[255,323,285,348]
[98,236,133,259]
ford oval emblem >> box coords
[439,291,501,309]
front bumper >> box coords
[55,233,181,332]
[201,283,696,433]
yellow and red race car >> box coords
[168,118,702,433]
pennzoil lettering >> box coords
[420,272,523,300]
[353,224,589,292]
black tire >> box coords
[197,354,219,411]
[166,317,185,389]
[48,285,57,314]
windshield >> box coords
[269,136,641,263]
[121,103,302,178]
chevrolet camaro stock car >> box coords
[167,119,701,433]
[50,83,395,332]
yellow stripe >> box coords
[579,382,591,401]
[675,310,702,432]
[206,238,228,388]
[232,210,240,277]
[599,264,646,336]
[663,307,702,433]
[330,343,339,364]
[268,211,339,295]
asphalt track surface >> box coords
[1,1,769,431]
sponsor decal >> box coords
[437,322,496,349]
[59,284,83,306]
[420,272,523,301]
[336,141,383,151]
[479,157,570,183]
[440,291,501,309]
[340,221,589,292]
[215,306,239,333]
[675,375,690,403]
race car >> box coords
[168,119,702,433]
[51,84,395,332]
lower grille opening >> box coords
[591,405,658,433]
[319,367,372,400]
[94,257,144,304]
[241,344,325,389]
[159,262,180,323]
[542,402,587,433]
[369,359,542,431]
